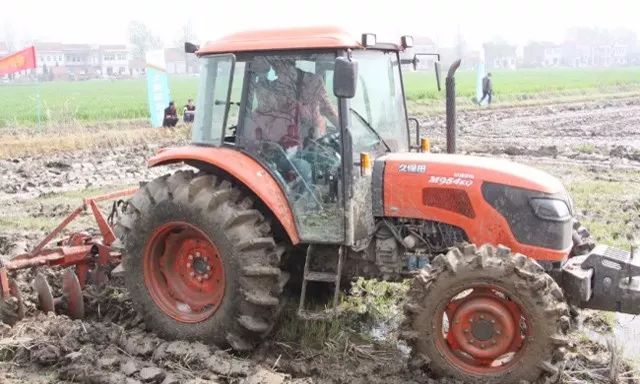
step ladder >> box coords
[297,244,344,321]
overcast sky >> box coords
[3,0,640,50]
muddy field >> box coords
[1,96,640,383]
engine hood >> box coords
[380,152,565,194]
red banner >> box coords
[0,46,36,76]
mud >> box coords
[421,96,640,168]
[2,97,640,382]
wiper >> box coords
[349,108,391,152]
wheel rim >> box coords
[143,221,225,323]
[436,285,529,374]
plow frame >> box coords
[0,188,138,299]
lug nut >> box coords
[469,339,474,344]
[188,254,194,261]
[203,256,208,262]
[496,330,501,335]
[195,251,201,257]
[480,343,485,349]
[204,273,210,280]
[207,265,212,271]
[190,272,196,277]
[492,340,497,345]
[464,329,469,333]
[490,319,495,324]
[186,262,192,268]
[480,314,485,320]
[197,276,203,282]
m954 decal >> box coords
[428,175,474,187]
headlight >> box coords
[529,198,572,222]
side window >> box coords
[192,55,234,145]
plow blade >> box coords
[562,244,640,314]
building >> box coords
[561,42,629,67]
[483,42,517,70]
[99,45,130,76]
[523,42,561,68]
[33,42,131,80]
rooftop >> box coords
[198,26,364,55]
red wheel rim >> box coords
[143,221,225,323]
[435,285,529,375]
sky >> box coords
[2,0,640,50]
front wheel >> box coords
[116,170,285,351]
[401,244,570,384]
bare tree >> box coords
[175,22,198,73]
[128,21,163,60]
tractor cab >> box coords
[188,27,431,245]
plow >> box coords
[0,188,137,324]
[3,26,640,383]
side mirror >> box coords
[184,42,199,54]
[434,61,442,92]
[333,57,358,98]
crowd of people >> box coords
[162,99,196,127]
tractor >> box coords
[3,26,640,384]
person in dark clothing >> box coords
[163,101,179,127]
[478,72,493,105]
[183,99,196,123]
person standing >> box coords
[478,72,493,106]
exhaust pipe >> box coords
[446,59,462,154]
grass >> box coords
[404,66,640,102]
[3,67,640,126]
[0,122,189,158]
[273,278,409,351]
[566,173,640,249]
[0,184,137,233]
[0,76,198,127]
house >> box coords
[99,45,130,77]
[561,42,629,67]
[32,42,132,80]
[483,42,517,70]
[523,42,561,68]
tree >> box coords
[175,22,198,73]
[128,21,162,60]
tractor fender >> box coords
[147,146,300,245]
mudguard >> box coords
[148,146,300,244]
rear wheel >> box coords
[401,244,569,384]
[116,170,285,350]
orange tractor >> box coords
[2,26,639,383]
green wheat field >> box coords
[2,67,640,127]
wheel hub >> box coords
[143,221,225,323]
[441,286,527,372]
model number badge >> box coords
[428,176,474,187]
[399,164,427,173]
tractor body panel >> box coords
[148,146,300,244]
[377,152,573,262]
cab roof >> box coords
[198,26,382,55]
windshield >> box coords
[192,54,235,145]
[350,50,408,154]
